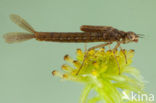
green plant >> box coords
[52,48,150,103]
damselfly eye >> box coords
[126,31,138,43]
[130,35,135,40]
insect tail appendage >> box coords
[3,32,34,43]
[3,14,36,43]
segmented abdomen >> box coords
[35,31,122,43]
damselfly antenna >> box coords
[137,34,144,38]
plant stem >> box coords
[79,84,93,103]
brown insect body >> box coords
[35,27,125,43]
[3,14,139,44]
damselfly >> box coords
[3,14,143,75]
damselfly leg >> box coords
[120,46,127,64]
[112,42,121,75]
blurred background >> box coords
[0,0,156,103]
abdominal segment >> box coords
[35,32,107,42]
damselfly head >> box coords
[126,31,139,43]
